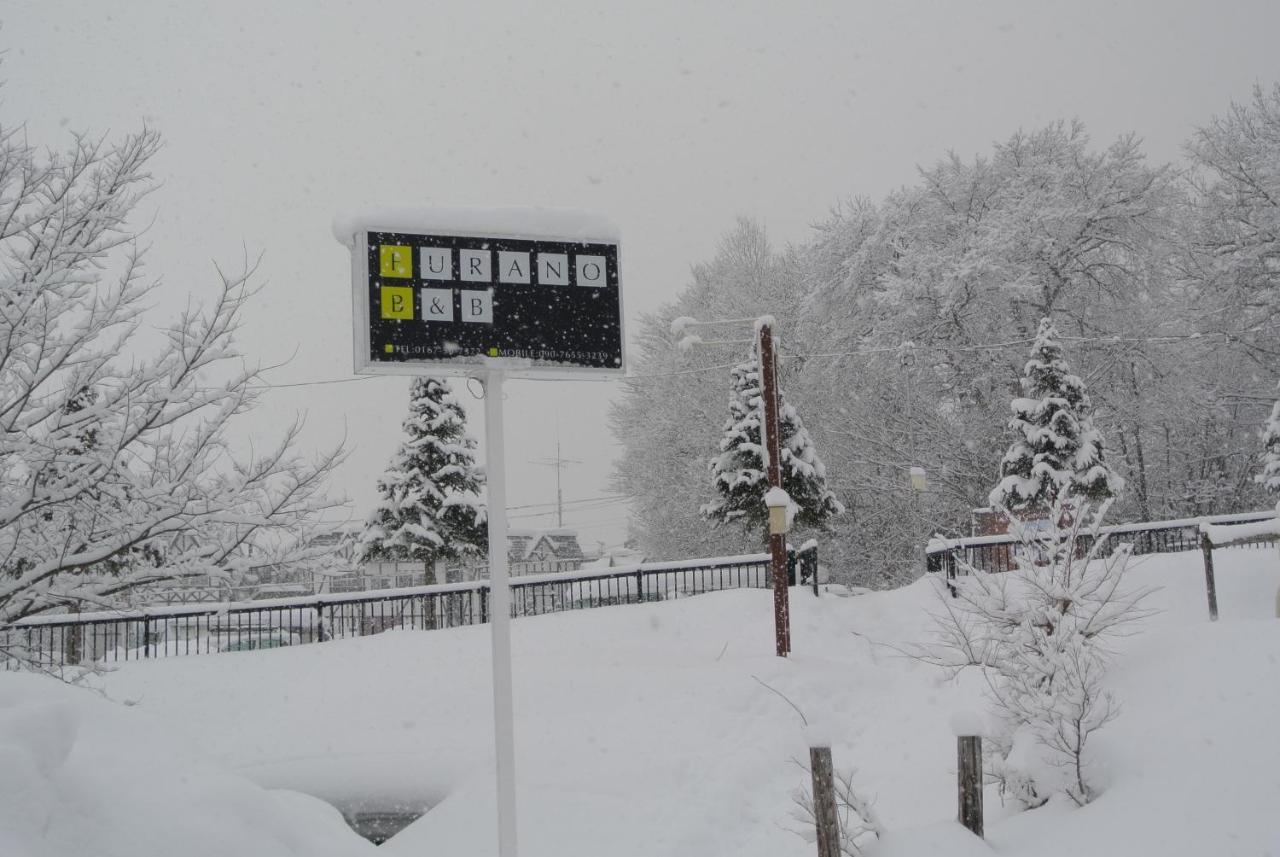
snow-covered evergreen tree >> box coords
[702,352,843,534]
[359,378,487,565]
[1259,394,1280,494]
[990,318,1123,511]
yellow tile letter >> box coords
[380,286,414,320]
[379,244,413,278]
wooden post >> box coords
[809,746,840,857]
[1200,533,1219,622]
[758,322,791,657]
[957,735,983,839]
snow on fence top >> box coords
[1201,511,1280,547]
[926,508,1277,555]
[5,552,773,627]
[332,205,621,246]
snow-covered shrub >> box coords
[789,763,882,856]
[924,496,1152,806]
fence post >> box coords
[143,617,153,658]
[1200,532,1219,622]
[315,603,329,642]
[480,586,490,624]
[957,735,983,839]
[810,545,819,597]
[634,570,644,604]
[65,602,83,666]
[809,745,840,857]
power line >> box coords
[242,330,1245,390]
[508,499,630,521]
[504,493,628,512]
[249,375,381,390]
[531,437,583,528]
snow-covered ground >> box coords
[3,547,1278,856]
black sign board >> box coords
[354,229,623,375]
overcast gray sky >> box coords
[4,0,1279,549]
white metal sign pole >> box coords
[484,368,519,857]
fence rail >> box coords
[2,546,819,671]
[925,509,1278,577]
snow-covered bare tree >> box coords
[610,219,804,560]
[614,97,1280,590]
[0,124,344,624]
[357,377,486,568]
[990,318,1123,512]
[1185,83,1280,349]
[923,497,1153,807]
[702,349,843,537]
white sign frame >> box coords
[347,226,625,380]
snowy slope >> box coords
[0,673,377,857]
[8,547,1279,856]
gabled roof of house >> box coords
[507,529,584,562]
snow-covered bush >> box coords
[924,497,1152,806]
[789,764,881,856]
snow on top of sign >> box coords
[332,206,621,246]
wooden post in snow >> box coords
[957,735,983,839]
[809,745,840,857]
[1200,532,1220,622]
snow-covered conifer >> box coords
[358,378,487,565]
[990,318,1123,511]
[702,352,843,534]
[1259,394,1280,494]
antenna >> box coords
[531,435,582,528]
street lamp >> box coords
[910,466,927,493]
[765,486,792,536]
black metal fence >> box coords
[2,545,819,671]
[925,509,1277,578]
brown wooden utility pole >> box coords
[758,322,791,657]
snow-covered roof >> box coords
[332,206,620,247]
[508,530,584,562]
